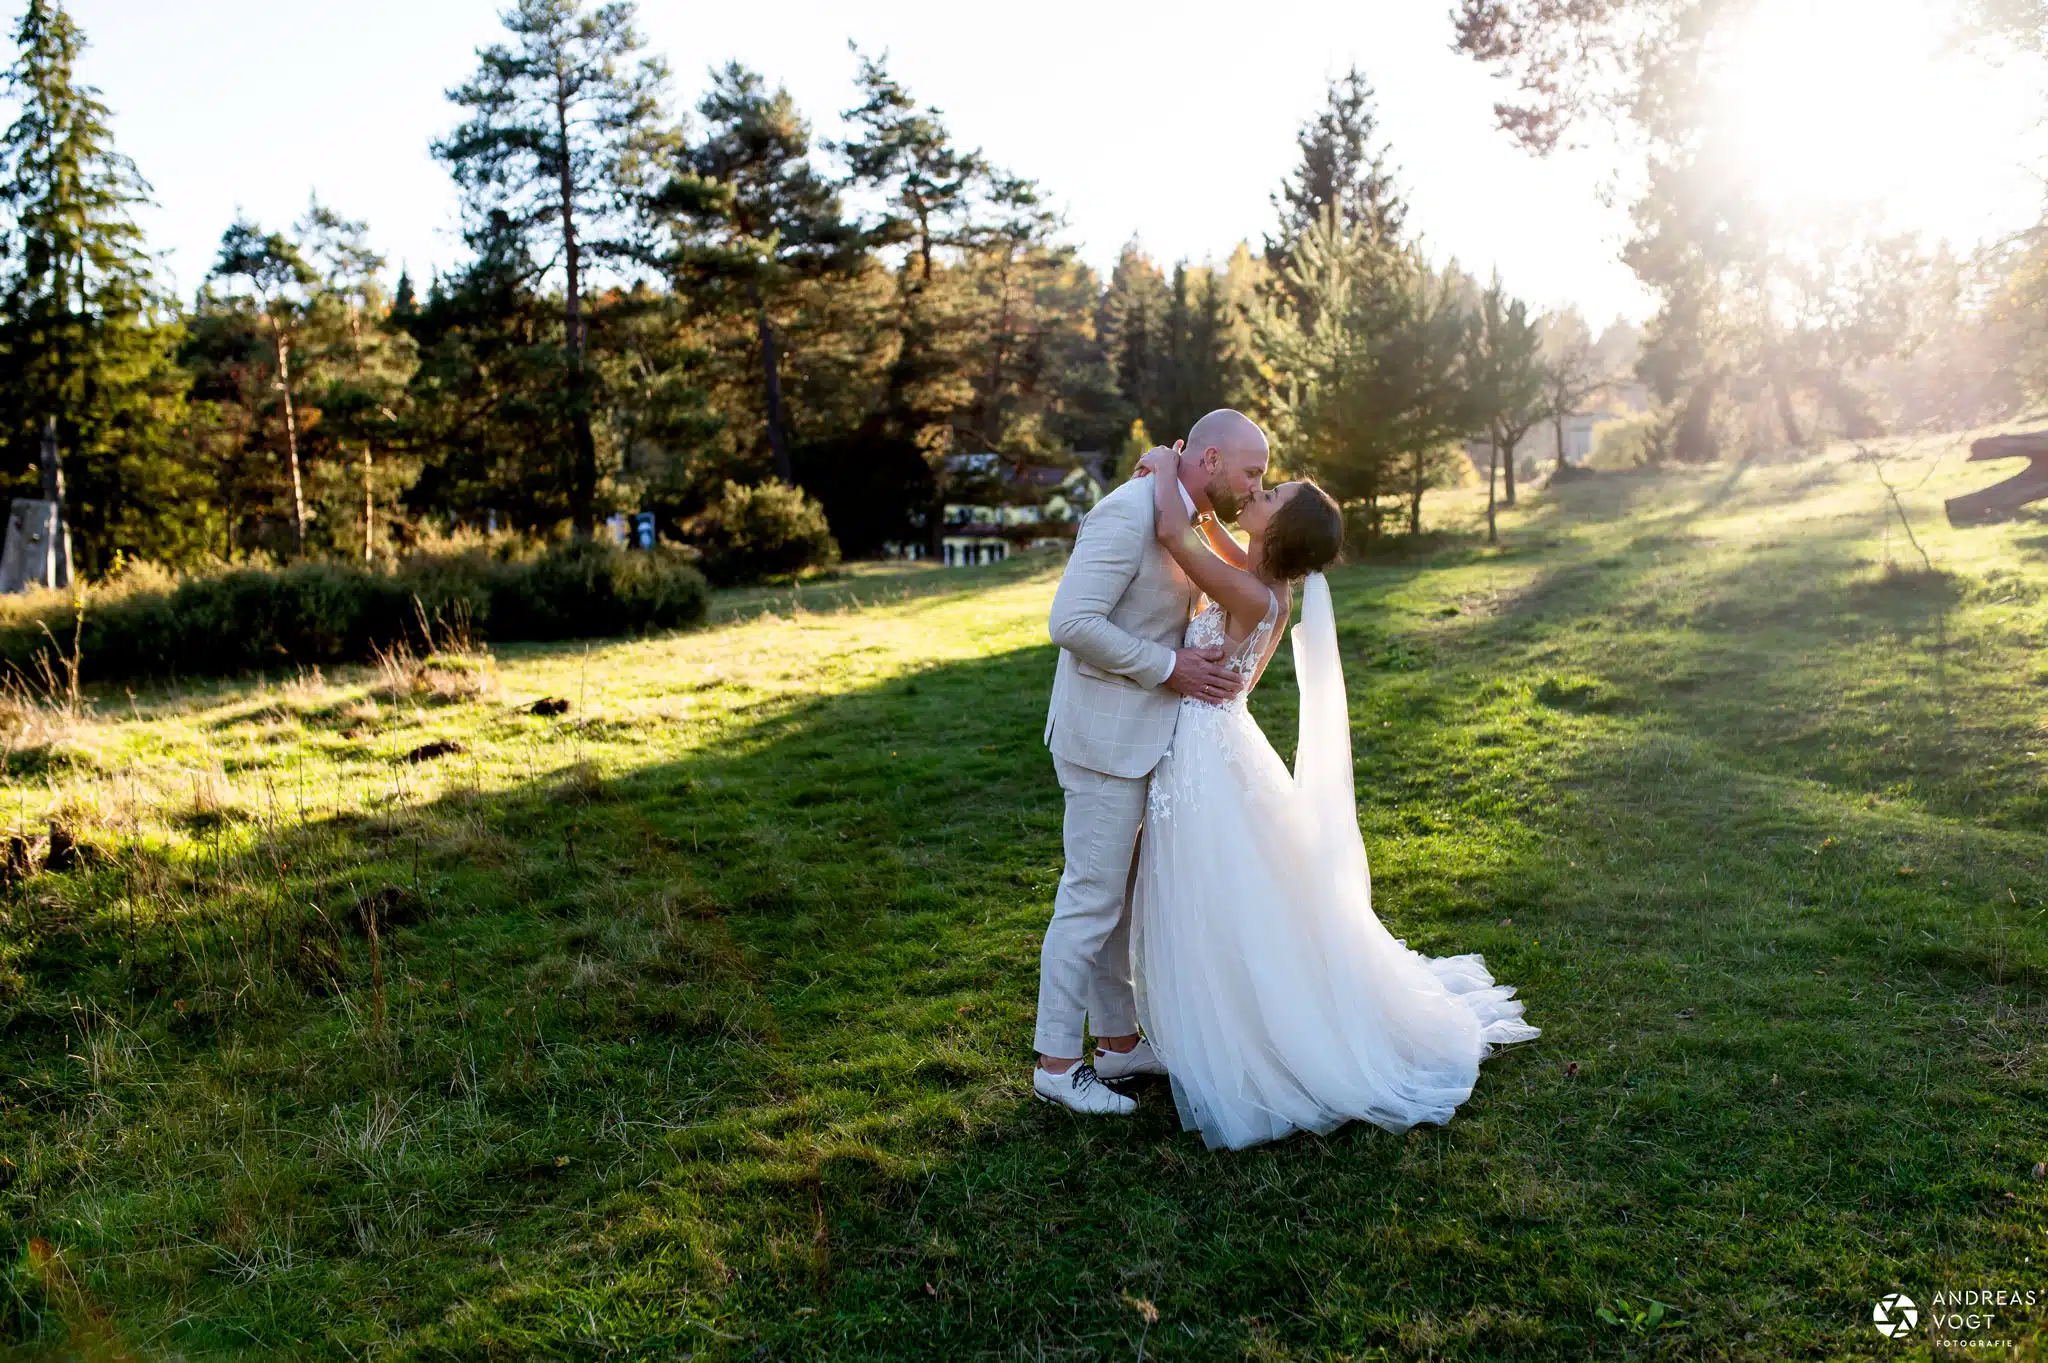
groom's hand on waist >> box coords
[1164,647,1242,704]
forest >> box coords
[0,0,2043,585]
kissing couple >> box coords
[1033,409,1539,1150]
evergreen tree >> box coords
[297,198,416,562]
[958,220,1124,464]
[0,0,209,572]
[1214,240,1270,417]
[397,213,581,531]
[1099,239,1170,431]
[1465,273,1545,540]
[1158,263,1231,440]
[665,62,858,483]
[839,45,984,287]
[186,208,408,560]
[1253,206,1471,541]
[961,173,1067,452]
[1266,65,1407,317]
[765,258,933,558]
[209,219,319,554]
[436,0,679,537]
[836,51,999,548]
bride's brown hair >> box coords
[1260,480,1343,582]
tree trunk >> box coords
[1822,373,1880,438]
[363,445,374,563]
[1553,412,1568,473]
[272,319,306,557]
[557,80,597,539]
[982,251,1014,448]
[1773,370,1803,447]
[752,281,795,484]
[1674,373,1720,463]
[1408,448,1425,535]
[1486,435,1499,544]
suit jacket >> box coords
[1043,478,1199,778]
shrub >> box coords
[1589,414,1659,470]
[0,541,708,685]
[688,480,840,587]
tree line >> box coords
[11,0,2015,583]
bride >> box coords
[1128,445,1539,1151]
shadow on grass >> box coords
[6,515,2048,1358]
[1,627,1588,1358]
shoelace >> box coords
[1069,1064,1105,1091]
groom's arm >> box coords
[1048,493,1178,687]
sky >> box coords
[48,0,2048,328]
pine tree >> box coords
[961,173,1064,452]
[298,198,415,562]
[1269,67,1406,257]
[840,45,984,288]
[436,0,679,537]
[0,0,209,572]
[665,63,857,484]
[209,219,319,554]
[835,46,987,548]
[1266,68,1408,332]
[1465,273,1545,539]
[955,206,1123,465]
[1159,263,1231,441]
[1253,206,1470,541]
[1099,239,1170,431]
[396,214,582,531]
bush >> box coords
[1589,414,1659,470]
[485,540,711,640]
[0,541,709,685]
[688,480,840,587]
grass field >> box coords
[3,431,2047,1360]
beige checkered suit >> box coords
[1036,477,1199,1058]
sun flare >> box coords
[1710,0,2043,239]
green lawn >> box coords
[4,433,2047,1360]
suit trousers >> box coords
[1034,754,1148,1058]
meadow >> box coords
[3,432,2047,1361]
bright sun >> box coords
[1710,0,2045,242]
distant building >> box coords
[1466,381,1651,480]
[913,454,1106,567]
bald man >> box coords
[1034,408,1272,1115]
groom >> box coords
[1033,409,1271,1114]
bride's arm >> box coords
[1133,452,1249,569]
[1199,518,1251,571]
[1136,447,1272,627]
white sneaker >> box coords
[1033,1062,1137,1116]
[1092,1038,1167,1081]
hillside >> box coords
[4,431,2047,1360]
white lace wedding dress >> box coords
[1132,575,1539,1151]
